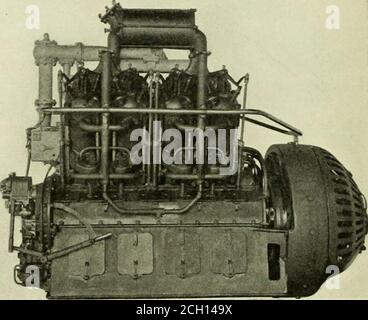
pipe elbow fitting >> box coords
[193,29,207,52]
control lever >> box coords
[14,233,112,263]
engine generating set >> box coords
[1,3,367,298]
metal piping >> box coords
[77,120,125,133]
[53,203,96,239]
[100,51,112,191]
[101,8,196,28]
[237,74,250,189]
[153,73,160,189]
[120,59,190,73]
[102,184,202,215]
[240,74,250,143]
[44,108,267,115]
[108,32,120,65]
[34,39,168,64]
[146,73,154,186]
[166,173,228,181]
[37,60,55,127]
[44,108,303,136]
[117,27,205,49]
[72,173,136,180]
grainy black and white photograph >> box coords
[0,0,367,305]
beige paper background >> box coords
[0,0,367,299]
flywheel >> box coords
[265,144,367,297]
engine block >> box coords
[1,2,367,299]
